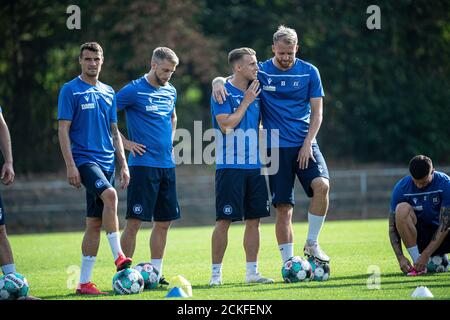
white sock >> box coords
[1,264,16,275]
[151,259,163,277]
[79,255,96,284]
[212,263,222,278]
[246,262,258,276]
[407,246,420,264]
[106,232,123,260]
[307,212,326,244]
[279,243,294,263]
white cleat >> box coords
[245,273,275,284]
[209,276,223,287]
[304,243,330,263]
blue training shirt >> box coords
[57,76,117,172]
[390,171,450,227]
[257,58,325,148]
[211,81,262,170]
[116,75,176,168]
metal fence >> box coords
[3,166,449,233]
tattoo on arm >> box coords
[389,213,403,257]
[439,207,450,232]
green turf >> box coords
[8,219,450,300]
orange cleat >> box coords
[76,282,109,295]
[115,254,132,271]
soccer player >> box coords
[57,42,132,295]
[209,47,273,286]
[389,155,450,276]
[117,47,181,286]
[0,107,40,300]
[212,26,330,265]
[0,106,16,276]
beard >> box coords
[276,57,293,69]
[155,73,168,86]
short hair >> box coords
[79,42,103,58]
[228,47,256,67]
[152,47,179,66]
[409,155,433,180]
[273,25,298,45]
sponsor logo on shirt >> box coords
[413,205,423,211]
[263,85,276,92]
[81,103,95,110]
[146,105,158,112]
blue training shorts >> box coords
[78,163,115,218]
[126,166,181,222]
[268,144,329,207]
[215,168,270,222]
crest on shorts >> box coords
[95,179,105,188]
[223,205,233,215]
[133,204,143,215]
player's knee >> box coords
[0,225,7,238]
[154,221,171,232]
[276,204,293,217]
[245,218,260,229]
[101,188,117,207]
[395,202,413,220]
[215,219,231,231]
[86,218,102,233]
[311,178,329,196]
[125,219,141,234]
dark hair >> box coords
[228,47,256,67]
[79,42,103,58]
[409,155,433,179]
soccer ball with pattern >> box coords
[281,256,313,283]
[112,268,144,295]
[307,256,330,281]
[133,262,159,289]
[0,273,29,300]
[427,254,449,273]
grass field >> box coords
[8,219,450,300]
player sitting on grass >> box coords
[389,155,450,276]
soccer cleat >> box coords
[115,254,132,271]
[303,243,330,263]
[245,273,275,284]
[209,276,223,287]
[76,282,108,295]
[407,268,427,276]
[159,276,169,286]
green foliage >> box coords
[0,1,448,172]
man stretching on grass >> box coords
[389,155,450,276]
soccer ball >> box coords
[427,254,449,273]
[133,262,159,289]
[112,268,144,295]
[307,257,330,281]
[281,256,313,283]
[0,273,29,300]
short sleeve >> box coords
[116,83,135,111]
[110,95,118,124]
[390,181,405,214]
[309,66,325,99]
[57,84,75,120]
[211,96,232,117]
[441,175,450,208]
